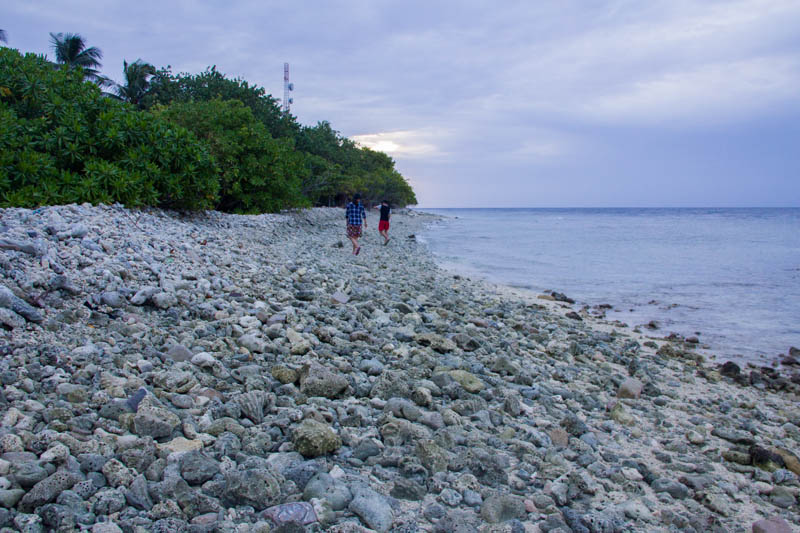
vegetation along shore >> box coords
[0,205,797,532]
[0,39,416,213]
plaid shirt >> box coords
[346,202,366,225]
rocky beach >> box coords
[0,204,797,533]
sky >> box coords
[2,0,800,207]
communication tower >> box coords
[282,63,294,113]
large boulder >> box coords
[292,419,342,457]
[298,363,349,399]
[224,467,284,510]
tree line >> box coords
[0,30,417,212]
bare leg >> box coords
[348,236,359,254]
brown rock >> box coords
[548,428,569,448]
[617,378,644,399]
[753,517,793,533]
[771,447,800,476]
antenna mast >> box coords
[282,62,294,114]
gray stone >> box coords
[753,517,794,533]
[152,292,178,309]
[480,492,526,523]
[0,488,25,508]
[180,451,219,485]
[13,462,49,488]
[349,484,394,532]
[769,486,797,508]
[92,489,127,515]
[617,378,644,399]
[303,473,353,511]
[651,478,690,499]
[124,475,153,510]
[0,284,43,322]
[391,478,426,501]
[19,470,81,512]
[298,363,349,399]
[166,344,193,362]
[133,404,180,439]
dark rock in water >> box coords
[551,292,575,304]
[565,311,582,321]
[789,346,799,357]
[719,361,741,378]
[750,446,786,472]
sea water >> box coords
[417,208,800,365]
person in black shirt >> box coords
[376,200,391,245]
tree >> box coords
[156,99,308,213]
[140,66,298,140]
[115,59,156,106]
[0,30,7,43]
[49,32,103,81]
[0,48,218,210]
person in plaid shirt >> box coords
[345,194,367,255]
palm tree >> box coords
[49,32,103,81]
[115,59,156,105]
[0,29,7,43]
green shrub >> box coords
[0,48,218,210]
[156,98,308,213]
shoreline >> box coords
[413,208,799,371]
[0,205,798,532]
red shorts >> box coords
[378,220,390,232]
[347,224,362,238]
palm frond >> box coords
[116,59,156,104]
[49,32,103,70]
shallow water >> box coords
[418,208,800,365]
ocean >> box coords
[417,208,800,366]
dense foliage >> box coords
[140,66,417,207]
[0,43,418,212]
[156,99,308,213]
[0,48,218,209]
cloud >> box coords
[351,129,447,158]
[582,55,800,124]
[2,0,799,206]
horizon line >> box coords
[413,205,800,209]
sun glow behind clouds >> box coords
[351,130,441,157]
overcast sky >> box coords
[3,0,800,207]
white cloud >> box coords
[351,129,447,157]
